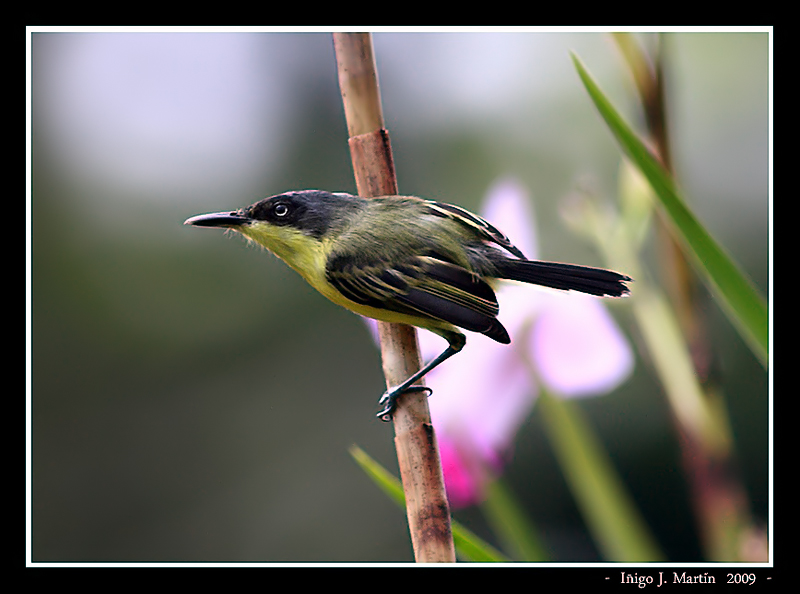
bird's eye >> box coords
[274,203,290,217]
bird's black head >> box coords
[244,190,362,239]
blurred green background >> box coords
[30,31,769,562]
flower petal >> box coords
[428,330,536,461]
[530,293,633,396]
[480,178,539,259]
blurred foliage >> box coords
[30,31,768,562]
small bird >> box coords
[185,190,631,420]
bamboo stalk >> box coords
[332,32,456,563]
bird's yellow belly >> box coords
[239,224,453,337]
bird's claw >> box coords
[376,385,433,422]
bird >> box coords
[185,190,631,421]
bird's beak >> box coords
[184,211,250,228]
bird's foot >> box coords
[376,385,433,422]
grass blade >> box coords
[571,53,768,367]
[538,391,665,562]
[482,479,549,561]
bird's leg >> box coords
[376,337,464,422]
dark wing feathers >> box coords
[422,200,526,259]
[400,287,510,344]
[326,252,510,343]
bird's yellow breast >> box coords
[239,222,330,288]
[236,220,456,336]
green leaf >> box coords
[571,53,768,368]
[538,391,665,562]
[349,445,509,562]
[482,478,549,561]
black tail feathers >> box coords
[495,259,631,298]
